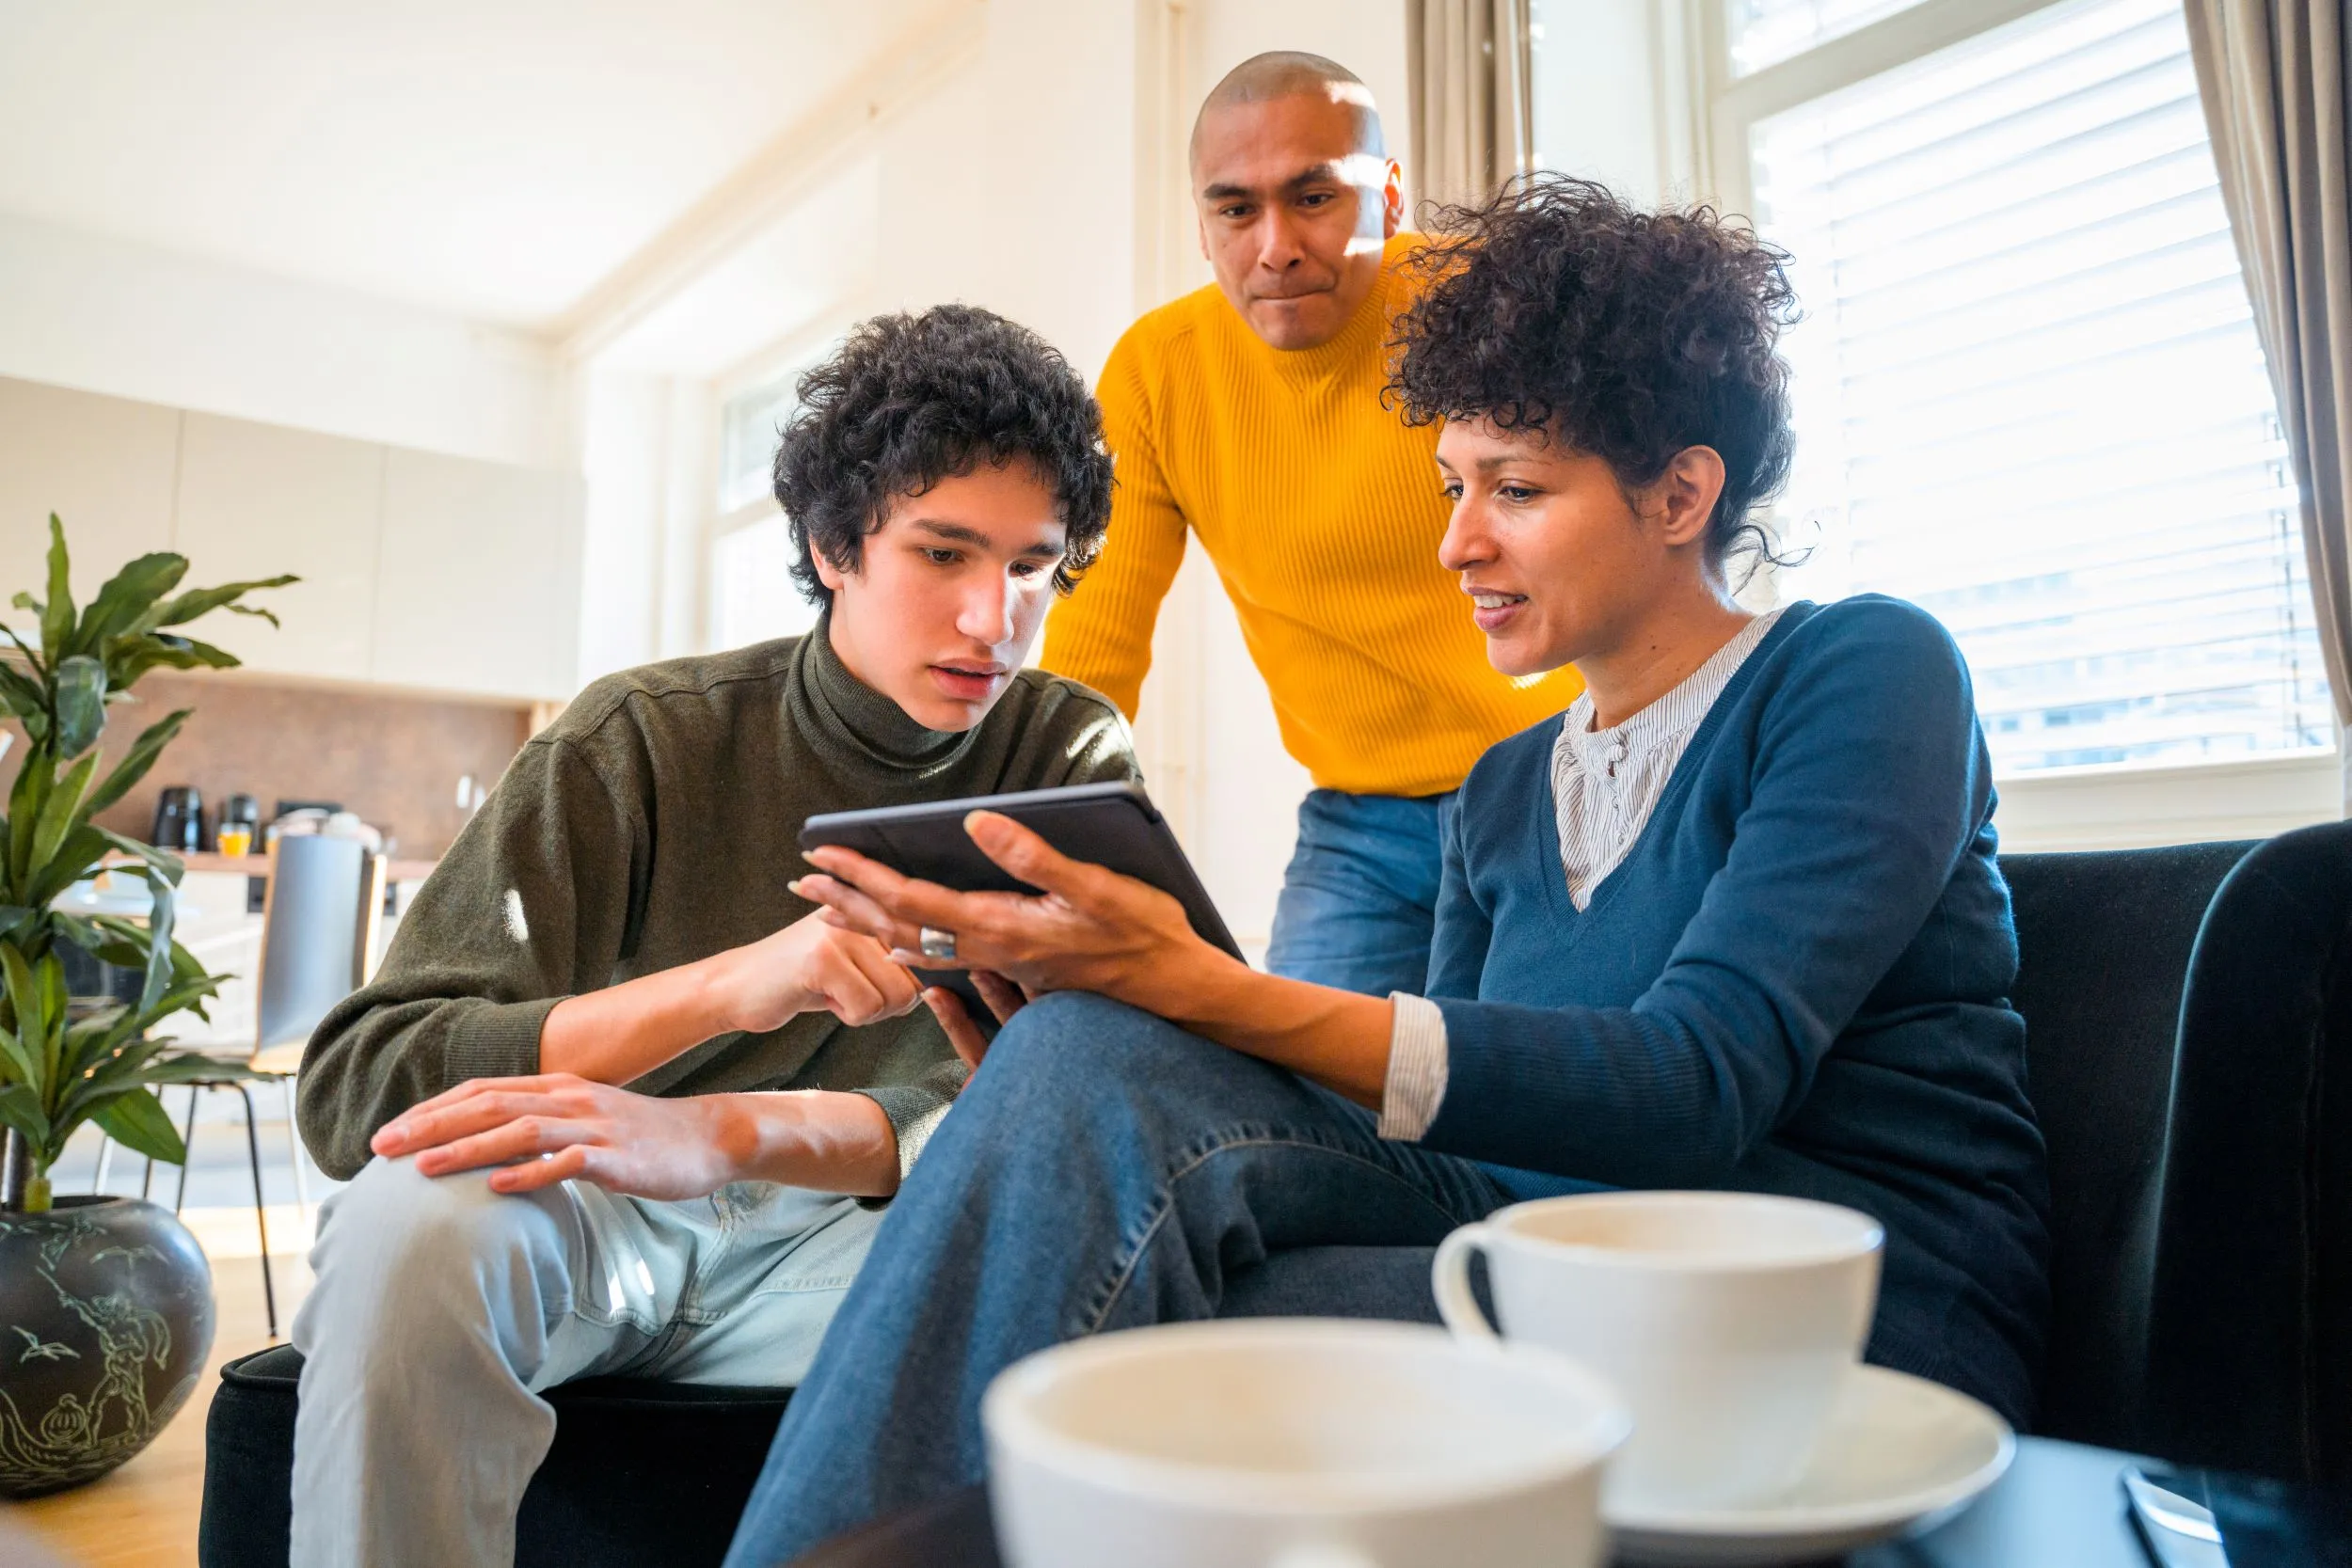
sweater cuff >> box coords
[1378,993,1451,1141]
[850,1061,971,1208]
[441,996,565,1089]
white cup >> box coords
[1432,1191,1882,1514]
[982,1318,1629,1568]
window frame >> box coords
[701,316,855,652]
[1683,0,2342,848]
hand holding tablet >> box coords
[794,782,1245,1034]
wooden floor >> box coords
[4,1222,311,1568]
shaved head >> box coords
[1186,50,1402,351]
[1189,51,1385,168]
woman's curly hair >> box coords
[1390,175,1800,573]
[774,305,1115,603]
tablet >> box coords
[798,781,1242,1008]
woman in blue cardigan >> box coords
[727,177,2052,1563]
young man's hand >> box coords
[536,911,920,1087]
[369,1075,903,1199]
[920,971,1030,1072]
[716,910,925,1034]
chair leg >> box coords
[92,1136,114,1196]
[234,1083,278,1340]
[173,1085,202,1214]
[281,1075,310,1223]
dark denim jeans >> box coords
[721,992,1552,1566]
[1263,789,1453,997]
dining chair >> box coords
[147,833,387,1338]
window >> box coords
[1726,0,1934,75]
[717,370,804,515]
[1712,0,2330,780]
[706,336,837,651]
[710,515,818,650]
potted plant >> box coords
[0,515,292,1497]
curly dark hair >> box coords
[1390,175,1800,573]
[773,305,1115,603]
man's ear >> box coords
[1654,447,1728,548]
[1382,158,1404,239]
[813,542,850,594]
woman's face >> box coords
[1434,420,1716,678]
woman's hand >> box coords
[791,811,1247,1019]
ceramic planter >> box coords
[0,1195,215,1497]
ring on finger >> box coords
[918,926,959,963]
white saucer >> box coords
[1605,1365,2015,1567]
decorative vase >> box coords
[0,1196,215,1497]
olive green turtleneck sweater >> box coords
[296,621,1138,1182]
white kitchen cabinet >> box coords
[373,448,568,699]
[174,413,385,682]
[0,376,180,620]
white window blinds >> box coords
[1753,0,2329,773]
[1728,0,1934,75]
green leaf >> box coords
[40,516,73,666]
[0,618,46,680]
[132,863,177,1015]
[103,632,240,689]
[0,658,42,727]
[8,751,52,889]
[77,552,189,656]
[91,1086,183,1164]
[84,708,190,816]
[148,576,296,633]
[94,827,183,888]
[51,655,107,756]
[0,1081,47,1149]
[0,1022,38,1090]
[27,750,100,877]
[24,824,108,911]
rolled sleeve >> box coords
[1377,992,1452,1141]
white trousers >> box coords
[287,1155,882,1568]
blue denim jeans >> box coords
[721,993,1573,1565]
[1263,789,1453,997]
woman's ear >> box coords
[1653,446,1728,548]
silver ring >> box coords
[918,927,959,963]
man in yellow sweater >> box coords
[1041,51,1581,996]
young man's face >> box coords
[1192,90,1402,352]
[818,460,1068,733]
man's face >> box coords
[1192,91,1402,352]
[818,461,1068,732]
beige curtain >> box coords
[2185,0,2352,790]
[1406,0,1536,214]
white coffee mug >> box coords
[982,1319,1630,1568]
[1433,1191,1882,1514]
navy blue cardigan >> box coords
[1424,595,2051,1425]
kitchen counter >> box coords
[104,849,440,882]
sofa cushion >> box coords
[198,1344,791,1567]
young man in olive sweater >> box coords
[286,306,1137,1568]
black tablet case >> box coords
[798,781,1242,1009]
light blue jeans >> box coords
[722,993,1581,1565]
[289,1155,882,1568]
[1263,790,1454,997]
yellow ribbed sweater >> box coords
[1041,234,1583,797]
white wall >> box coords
[1531,0,1683,206]
[0,212,564,470]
